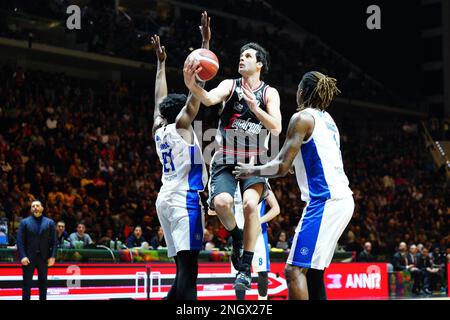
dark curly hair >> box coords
[240,42,270,74]
[159,93,187,123]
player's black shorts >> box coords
[208,161,267,210]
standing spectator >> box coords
[16,200,57,300]
[126,225,148,249]
[150,226,166,250]
[69,222,93,248]
[357,241,375,262]
[56,221,69,248]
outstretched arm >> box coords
[151,35,168,137]
[184,12,231,107]
[184,75,233,107]
[233,111,313,178]
[199,11,211,50]
[175,11,212,134]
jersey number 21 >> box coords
[162,150,175,173]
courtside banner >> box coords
[324,263,389,299]
[0,262,288,300]
[0,262,388,300]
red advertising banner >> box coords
[324,263,389,299]
[0,262,389,300]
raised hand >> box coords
[183,57,202,89]
[150,34,167,63]
[199,11,211,44]
[241,81,259,113]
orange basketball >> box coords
[188,48,219,81]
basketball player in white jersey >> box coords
[232,183,280,300]
[208,183,280,300]
[151,12,211,300]
[233,71,354,300]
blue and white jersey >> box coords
[155,124,208,194]
[232,184,271,273]
[293,108,352,202]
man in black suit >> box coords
[17,200,57,300]
[357,241,375,262]
[392,241,414,271]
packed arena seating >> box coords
[0,64,448,263]
[0,0,403,106]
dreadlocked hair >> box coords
[297,71,341,111]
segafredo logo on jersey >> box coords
[191,121,280,170]
[326,264,382,290]
[231,118,263,134]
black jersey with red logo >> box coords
[214,78,271,164]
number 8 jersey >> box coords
[155,124,208,193]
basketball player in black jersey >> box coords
[184,42,281,290]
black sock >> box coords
[176,250,199,300]
[230,225,243,244]
[240,251,254,272]
[235,289,246,300]
[306,268,327,300]
[257,272,268,297]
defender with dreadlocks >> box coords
[233,71,354,300]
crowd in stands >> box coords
[0,1,447,297]
[0,0,402,106]
[0,63,448,263]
